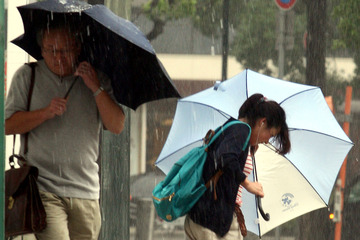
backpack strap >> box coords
[205,169,223,200]
[204,119,252,200]
[206,120,251,149]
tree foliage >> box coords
[144,0,307,77]
[332,0,360,97]
[332,0,360,53]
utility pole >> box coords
[0,0,5,238]
[274,2,297,239]
[221,0,229,81]
[277,10,285,79]
[92,1,131,239]
[334,86,353,240]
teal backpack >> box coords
[152,120,251,222]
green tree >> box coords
[231,1,306,77]
[332,0,360,98]
[143,0,307,77]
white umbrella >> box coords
[155,69,353,237]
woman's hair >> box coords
[238,93,291,154]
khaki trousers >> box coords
[36,191,101,240]
[184,214,243,240]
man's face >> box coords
[41,29,80,77]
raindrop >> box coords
[220,19,223,29]
[213,154,218,169]
[59,165,62,177]
[87,25,90,36]
[52,152,56,165]
[211,46,215,56]
[155,128,159,140]
[51,11,54,20]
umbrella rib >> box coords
[179,100,232,119]
[262,143,329,206]
[278,87,319,105]
[289,128,353,145]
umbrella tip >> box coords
[214,81,221,91]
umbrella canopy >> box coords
[11,0,180,110]
[155,69,353,237]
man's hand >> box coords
[44,97,68,119]
[75,61,100,93]
[5,97,68,135]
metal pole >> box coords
[278,10,285,79]
[334,86,353,240]
[275,9,286,240]
[98,1,131,239]
[0,0,5,238]
[221,0,229,81]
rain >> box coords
[2,0,360,240]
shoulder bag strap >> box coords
[23,62,37,154]
[12,62,37,157]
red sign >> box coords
[274,0,297,10]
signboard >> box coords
[274,0,297,11]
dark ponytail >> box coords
[238,94,291,154]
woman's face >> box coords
[250,119,280,146]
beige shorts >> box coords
[36,191,101,240]
[184,214,243,240]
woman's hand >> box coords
[241,177,264,198]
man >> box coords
[5,22,125,239]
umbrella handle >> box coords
[256,196,270,221]
[64,76,79,99]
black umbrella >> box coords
[11,0,181,110]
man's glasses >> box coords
[42,47,76,56]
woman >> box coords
[184,93,291,240]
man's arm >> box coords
[75,61,125,134]
[5,97,68,135]
[94,90,125,134]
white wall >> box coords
[5,0,30,169]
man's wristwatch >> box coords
[93,86,104,97]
